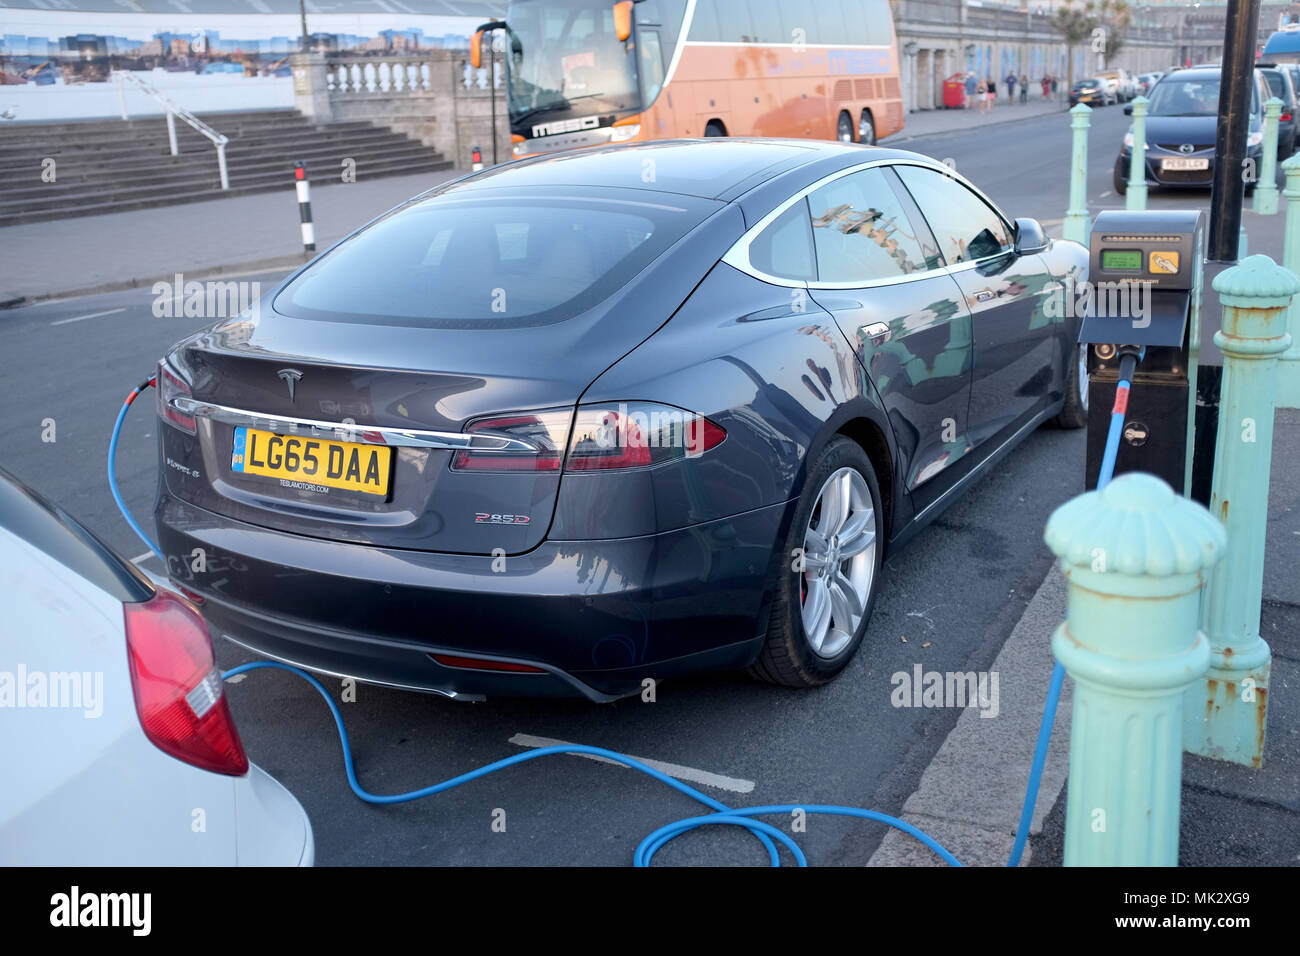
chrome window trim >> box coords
[169,397,538,453]
[721,158,1016,291]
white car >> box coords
[0,468,313,865]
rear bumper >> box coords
[1117,146,1263,188]
[156,493,790,700]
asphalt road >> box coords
[0,106,1286,866]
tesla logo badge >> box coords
[1178,143,1195,154]
[277,368,303,401]
[1149,251,1179,274]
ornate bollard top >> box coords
[1212,253,1300,309]
[1069,102,1091,122]
[1045,472,1224,584]
[1265,96,1285,117]
[1130,94,1148,114]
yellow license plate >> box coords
[231,427,391,496]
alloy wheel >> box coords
[799,467,877,659]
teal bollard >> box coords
[1253,98,1283,215]
[1046,473,1224,866]
[1279,154,1300,408]
[1064,104,1091,245]
[1126,95,1148,211]
[1185,255,1299,767]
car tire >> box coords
[1052,342,1089,429]
[704,120,726,137]
[749,437,883,688]
[1113,158,1128,195]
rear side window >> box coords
[274,195,705,329]
[749,198,816,281]
[806,166,930,282]
[894,165,1012,265]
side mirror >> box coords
[1013,217,1049,254]
[470,29,483,70]
[614,0,634,42]
[1123,103,1133,114]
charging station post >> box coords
[1080,210,1204,493]
[1046,473,1223,866]
[1185,255,1299,768]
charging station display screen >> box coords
[1101,249,1143,271]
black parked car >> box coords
[154,140,1088,700]
[1070,77,1112,107]
[1115,67,1269,194]
[1257,63,1299,157]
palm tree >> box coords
[1050,3,1100,92]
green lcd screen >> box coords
[1101,249,1142,271]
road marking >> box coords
[1100,190,1113,198]
[508,732,755,795]
[51,307,125,326]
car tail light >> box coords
[157,360,195,434]
[124,589,248,776]
[451,411,569,472]
[1284,112,1293,121]
[565,402,726,471]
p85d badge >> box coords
[475,513,531,525]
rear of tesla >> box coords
[153,178,787,700]
[0,470,312,865]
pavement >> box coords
[883,94,1069,144]
[1,104,1296,867]
[870,407,1300,867]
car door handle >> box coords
[973,290,995,303]
[863,322,890,341]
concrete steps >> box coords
[0,109,451,224]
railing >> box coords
[115,71,229,190]
[323,52,501,98]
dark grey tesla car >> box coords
[154,139,1088,701]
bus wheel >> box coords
[859,110,876,146]
[704,120,726,137]
[837,111,855,142]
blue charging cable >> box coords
[110,364,1139,867]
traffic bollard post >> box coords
[1186,254,1299,767]
[1254,98,1283,215]
[1126,95,1148,211]
[1064,104,1091,245]
[1279,153,1300,408]
[294,161,315,255]
[1046,473,1224,866]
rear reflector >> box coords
[430,653,546,673]
[124,589,248,776]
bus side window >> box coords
[639,29,666,103]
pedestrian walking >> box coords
[986,77,997,110]
[964,71,977,109]
[1042,75,1051,99]
[1051,75,1059,94]
[976,77,988,113]
[1006,71,1017,104]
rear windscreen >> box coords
[274,193,710,329]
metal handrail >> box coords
[115,71,230,190]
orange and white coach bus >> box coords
[472,0,903,159]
